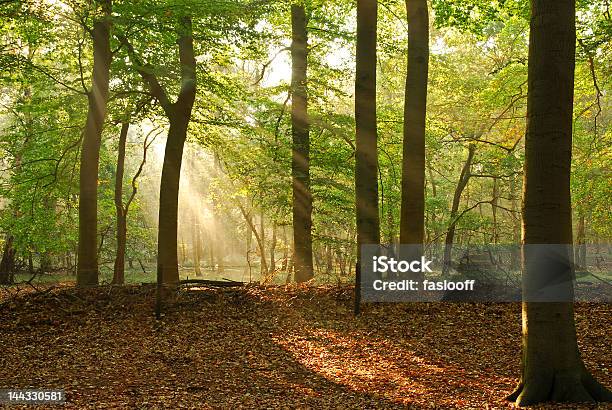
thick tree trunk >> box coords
[508,0,612,405]
[400,0,429,249]
[355,0,380,259]
[291,4,314,283]
[442,145,475,272]
[113,122,129,285]
[77,0,112,287]
[355,0,379,315]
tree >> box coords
[112,117,154,284]
[77,0,112,287]
[291,3,314,283]
[112,121,129,284]
[399,0,429,251]
[355,0,380,312]
[507,0,612,405]
[442,144,475,272]
[119,14,197,284]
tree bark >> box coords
[442,144,475,272]
[120,17,196,285]
[113,121,129,285]
[355,0,380,259]
[269,223,277,274]
[213,155,224,274]
[192,211,202,276]
[574,214,586,269]
[77,0,112,287]
[156,17,197,284]
[508,0,612,405]
[291,4,314,283]
[400,0,429,249]
[510,173,521,270]
[0,236,16,285]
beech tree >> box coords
[507,0,612,405]
[119,14,197,285]
[77,0,112,287]
[355,0,380,254]
[399,0,429,250]
[291,3,314,283]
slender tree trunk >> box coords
[443,145,475,271]
[291,4,314,283]
[259,210,266,276]
[510,173,521,270]
[508,0,611,405]
[156,17,197,285]
[400,0,429,249]
[269,223,277,274]
[245,225,252,278]
[574,214,586,269]
[213,156,224,274]
[158,118,189,283]
[281,225,289,272]
[192,211,202,276]
[491,178,499,245]
[113,121,129,285]
[77,0,112,287]
[238,204,268,277]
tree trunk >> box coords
[0,236,16,285]
[113,121,129,285]
[238,204,268,277]
[259,210,266,276]
[510,173,521,270]
[443,144,475,272]
[156,16,197,285]
[574,214,586,269]
[507,0,611,405]
[355,0,380,259]
[291,4,314,283]
[400,0,429,250]
[77,0,112,287]
[269,223,277,274]
[192,211,202,276]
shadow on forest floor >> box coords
[0,284,610,409]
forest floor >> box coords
[0,283,610,409]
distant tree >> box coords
[291,3,314,283]
[507,0,612,405]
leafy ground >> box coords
[0,284,610,409]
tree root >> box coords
[507,368,612,407]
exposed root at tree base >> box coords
[508,369,612,406]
